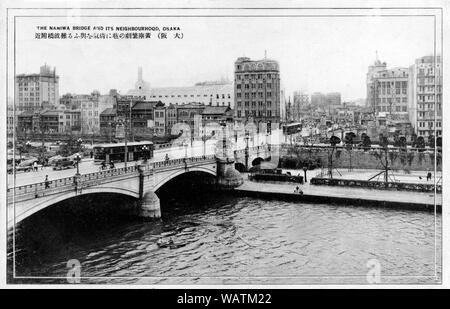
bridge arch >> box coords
[152,167,217,192]
[9,187,139,228]
[234,162,246,172]
[252,157,264,166]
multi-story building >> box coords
[366,57,410,132]
[366,58,387,111]
[202,106,233,124]
[176,103,206,135]
[99,108,117,139]
[311,92,341,118]
[234,56,281,124]
[154,105,167,137]
[166,104,178,135]
[17,111,35,133]
[17,107,81,134]
[326,92,341,106]
[130,101,162,138]
[311,92,327,108]
[292,91,309,121]
[127,67,234,108]
[201,106,234,136]
[371,68,409,118]
[408,55,442,137]
[63,91,115,134]
[62,109,81,132]
[15,64,59,113]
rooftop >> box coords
[100,108,117,116]
[202,106,231,115]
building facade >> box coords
[154,105,167,137]
[311,92,341,118]
[166,104,178,135]
[61,91,114,134]
[17,107,81,134]
[366,58,387,111]
[127,68,234,108]
[176,103,206,135]
[15,64,59,113]
[408,55,442,137]
[292,91,309,121]
[234,56,281,124]
[371,68,409,119]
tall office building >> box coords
[366,57,410,127]
[408,55,442,137]
[291,91,309,121]
[15,64,59,112]
[366,57,387,111]
[234,56,281,124]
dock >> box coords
[234,179,441,212]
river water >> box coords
[8,192,441,285]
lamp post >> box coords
[183,141,188,159]
[77,138,83,154]
[142,145,149,162]
[244,131,249,170]
[221,123,227,158]
[108,122,112,143]
[75,154,81,176]
[202,133,207,158]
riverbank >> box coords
[234,176,441,212]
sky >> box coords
[11,14,436,101]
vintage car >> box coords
[249,168,304,184]
[8,158,40,173]
[53,157,76,170]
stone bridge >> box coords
[7,146,272,228]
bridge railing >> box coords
[7,165,142,203]
[233,145,270,156]
[139,154,216,171]
[7,155,218,204]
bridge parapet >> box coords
[7,154,239,225]
[7,155,218,206]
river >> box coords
[8,192,441,285]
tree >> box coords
[58,136,77,157]
[416,136,425,150]
[16,143,27,160]
[371,134,391,183]
[399,136,407,150]
[428,134,435,148]
[330,135,341,147]
[344,132,356,171]
[362,134,372,151]
[328,135,341,178]
[379,134,389,148]
[411,133,418,148]
[344,132,356,147]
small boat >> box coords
[157,237,173,248]
[157,237,187,249]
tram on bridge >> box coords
[93,141,154,164]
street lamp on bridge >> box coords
[244,131,250,171]
[74,153,81,176]
[142,145,149,162]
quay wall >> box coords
[279,146,442,171]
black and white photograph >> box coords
[0,0,447,290]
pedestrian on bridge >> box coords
[44,175,50,189]
[303,165,308,183]
[426,169,432,182]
